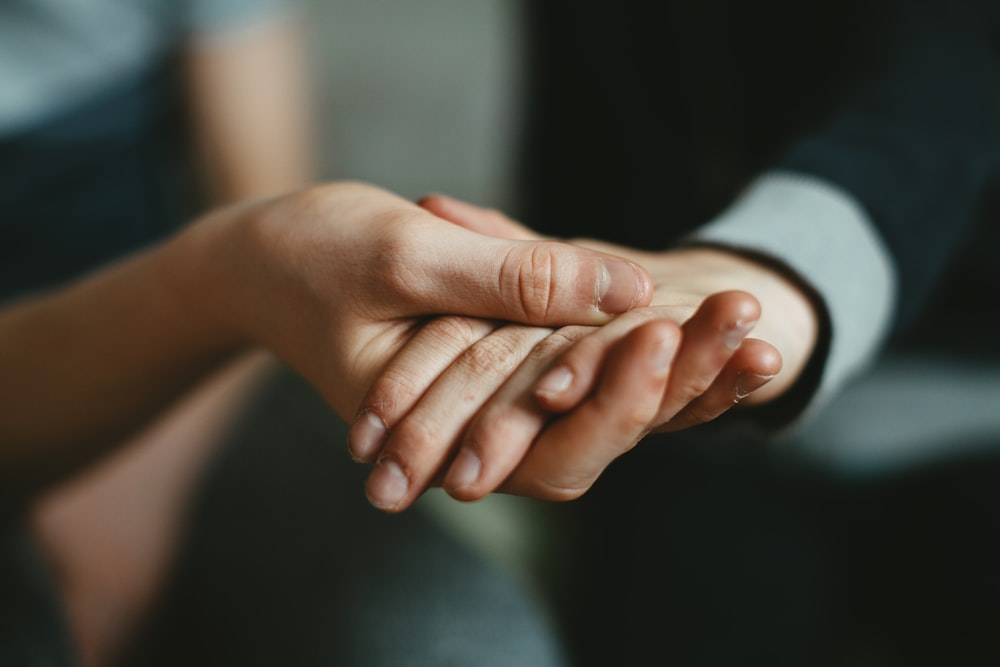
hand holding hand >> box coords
[171,182,653,424]
[353,195,818,511]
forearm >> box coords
[0,219,244,496]
[0,181,654,502]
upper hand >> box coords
[170,182,653,423]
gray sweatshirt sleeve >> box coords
[690,171,897,432]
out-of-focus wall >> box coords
[302,0,524,208]
[300,1,554,594]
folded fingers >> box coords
[363,324,554,513]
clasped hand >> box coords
[350,195,819,512]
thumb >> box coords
[399,219,653,326]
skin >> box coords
[0,182,651,497]
[9,17,808,666]
[4,183,650,665]
[27,19,319,666]
[16,21,649,666]
[356,195,819,512]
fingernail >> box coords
[723,319,757,351]
[348,411,387,463]
[444,448,481,492]
[366,458,409,511]
[596,259,645,314]
[735,372,775,401]
[536,365,574,400]
[652,334,676,376]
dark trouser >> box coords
[1,366,567,667]
[1,60,565,666]
[0,516,79,667]
[553,432,1000,667]
[115,366,567,667]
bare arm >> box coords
[182,15,316,204]
[0,184,650,501]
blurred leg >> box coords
[29,352,275,667]
[122,366,566,667]
[849,449,1000,667]
[562,433,851,667]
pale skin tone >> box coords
[355,194,820,512]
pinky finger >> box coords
[657,337,781,433]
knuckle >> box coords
[527,326,585,359]
[458,334,522,377]
[615,410,655,443]
[424,316,486,350]
[675,375,715,405]
[501,245,558,321]
[683,401,725,426]
[391,417,441,460]
[375,218,431,299]
[364,366,422,420]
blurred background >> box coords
[299,0,556,597]
[302,0,523,209]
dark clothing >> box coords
[0,57,191,667]
[0,61,196,305]
[517,0,1000,341]
[0,516,78,667]
[517,2,1000,665]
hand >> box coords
[171,182,653,424]
[354,195,818,511]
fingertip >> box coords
[443,447,480,489]
[443,450,490,503]
[348,410,388,463]
[534,364,575,408]
[365,457,411,513]
[739,337,783,377]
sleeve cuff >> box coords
[689,170,898,431]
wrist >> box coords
[160,201,262,357]
[669,247,820,404]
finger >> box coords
[655,290,761,425]
[530,306,686,413]
[439,325,596,501]
[418,194,543,240]
[499,320,681,502]
[348,316,499,463]
[657,337,781,433]
[364,325,552,513]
